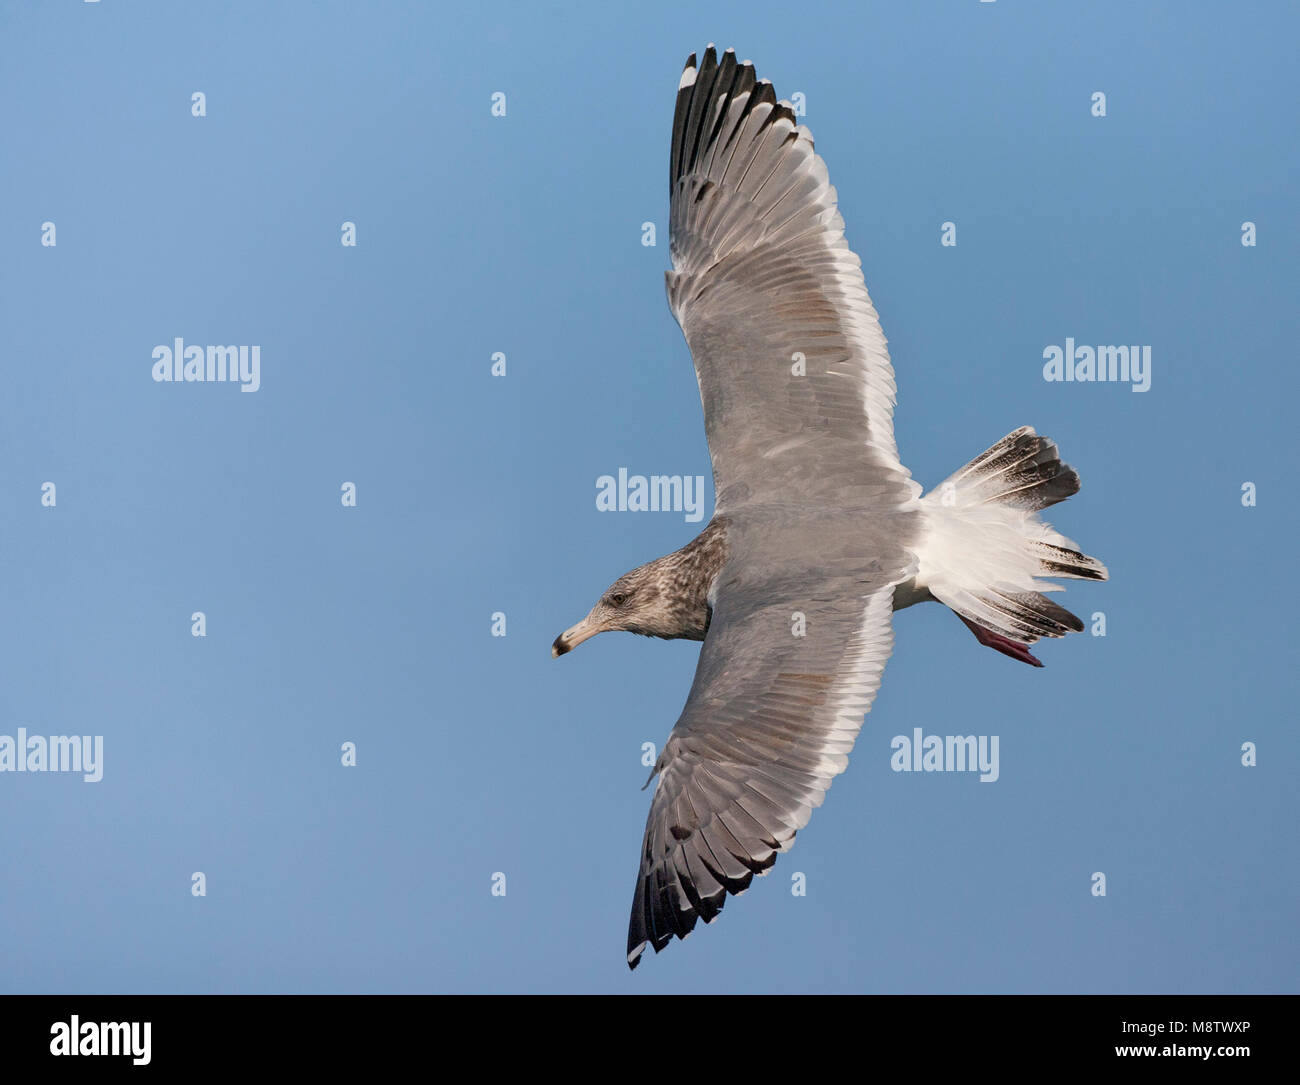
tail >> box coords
[914,427,1107,648]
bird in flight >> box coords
[552,45,1107,970]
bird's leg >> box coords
[956,614,1044,668]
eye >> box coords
[609,592,628,607]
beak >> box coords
[552,614,602,658]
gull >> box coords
[552,45,1108,970]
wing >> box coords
[667,45,915,511]
[627,577,898,968]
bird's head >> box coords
[552,564,668,657]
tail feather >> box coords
[949,426,1082,512]
[914,427,1107,649]
[988,589,1085,638]
[1031,541,1108,581]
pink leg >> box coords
[957,614,1044,668]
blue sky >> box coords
[1,0,1296,993]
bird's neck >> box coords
[647,518,728,641]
